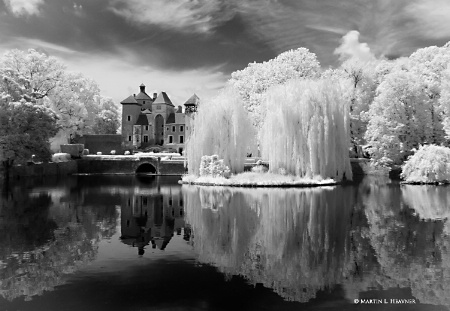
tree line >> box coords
[0,49,120,166]
[229,44,450,169]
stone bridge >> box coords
[77,155,185,175]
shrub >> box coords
[401,145,450,183]
[96,152,102,155]
[251,165,268,173]
[110,150,116,155]
[199,155,231,178]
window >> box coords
[179,135,184,144]
[169,198,172,206]
[169,135,173,143]
[128,136,132,141]
[127,115,131,121]
[143,101,145,105]
[166,127,169,131]
[180,198,184,207]
[180,125,184,132]
[143,135,148,143]
[145,126,149,131]
[157,105,161,110]
[172,126,176,132]
[143,197,147,205]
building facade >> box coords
[120,84,198,154]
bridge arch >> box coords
[136,162,157,174]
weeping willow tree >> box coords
[186,86,256,176]
[260,78,353,181]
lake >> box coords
[0,175,449,311]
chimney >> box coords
[140,83,146,93]
[177,105,182,113]
[153,93,157,100]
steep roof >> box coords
[153,92,174,106]
[135,114,149,125]
[166,112,185,124]
[166,113,175,124]
[183,94,200,106]
[120,95,139,105]
[135,91,152,101]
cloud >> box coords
[334,30,376,63]
[231,0,417,66]
[0,34,227,105]
[108,0,235,34]
[3,0,44,16]
[405,0,450,39]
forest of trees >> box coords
[0,49,120,165]
[228,43,450,169]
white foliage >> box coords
[365,69,434,167]
[260,78,353,181]
[199,155,231,178]
[440,66,450,139]
[229,48,320,130]
[186,86,256,176]
[401,145,450,183]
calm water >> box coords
[0,175,449,311]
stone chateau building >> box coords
[120,84,199,154]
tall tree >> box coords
[365,68,432,167]
[0,100,59,165]
[91,96,121,134]
[229,48,321,129]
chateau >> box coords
[120,84,199,154]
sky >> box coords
[1,0,450,106]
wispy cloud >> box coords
[406,0,450,39]
[0,35,227,104]
[232,0,433,65]
[108,0,234,34]
[3,0,44,16]
[334,30,375,63]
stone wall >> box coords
[159,161,186,175]
[76,135,123,155]
[7,161,78,180]
[78,158,138,174]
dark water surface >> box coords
[0,175,449,311]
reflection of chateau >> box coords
[120,185,185,255]
[120,84,199,153]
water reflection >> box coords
[1,175,450,310]
[120,177,185,255]
[0,178,118,302]
[183,179,450,308]
[183,185,358,302]
[362,181,450,307]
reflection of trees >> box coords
[0,182,117,301]
[362,179,450,307]
[184,185,359,302]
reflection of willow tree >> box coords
[362,178,450,307]
[184,185,359,302]
[0,186,117,301]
